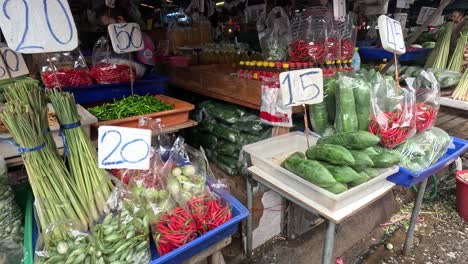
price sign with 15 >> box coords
[98,126,152,170]
[0,46,29,80]
[279,68,323,107]
[377,15,406,55]
[0,0,78,53]
[108,23,144,54]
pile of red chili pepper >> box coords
[42,69,93,88]
[368,111,414,148]
[341,38,354,60]
[288,40,311,62]
[89,63,131,84]
[153,207,198,256]
[415,102,438,132]
[325,37,341,61]
[188,194,232,234]
[309,41,327,64]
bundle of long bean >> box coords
[1,103,88,238]
[3,80,56,150]
[48,90,113,223]
[452,70,468,101]
[447,28,468,72]
[425,22,453,69]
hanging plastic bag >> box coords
[41,49,93,88]
[428,68,463,88]
[368,73,416,148]
[260,76,293,127]
[90,37,145,84]
[0,157,23,264]
[325,22,341,63]
[409,70,440,132]
[307,12,328,65]
[392,127,451,172]
[258,7,291,61]
[340,13,357,61]
[288,17,312,62]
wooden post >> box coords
[303,104,310,148]
[129,53,135,95]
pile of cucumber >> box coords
[282,131,400,194]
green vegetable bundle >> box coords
[425,22,453,69]
[447,27,468,72]
[1,103,88,237]
[48,90,113,223]
[88,95,174,121]
[452,70,468,101]
[335,75,358,132]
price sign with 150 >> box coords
[377,15,406,55]
[98,126,152,170]
[0,0,78,53]
[279,69,323,107]
[108,23,144,54]
[0,46,28,80]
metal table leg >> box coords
[403,177,428,255]
[322,220,336,264]
[246,177,254,256]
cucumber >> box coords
[317,131,380,150]
[361,147,379,156]
[320,162,361,184]
[325,78,337,124]
[353,79,371,131]
[306,144,355,165]
[349,150,374,167]
[349,172,370,187]
[212,124,239,143]
[283,153,336,187]
[335,75,358,132]
[309,102,329,136]
[324,182,348,194]
[371,153,400,168]
[363,168,380,178]
[217,141,241,157]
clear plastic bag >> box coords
[260,76,293,127]
[428,68,463,88]
[309,78,333,136]
[0,157,23,264]
[408,70,440,132]
[335,74,358,133]
[339,13,357,60]
[258,7,291,61]
[288,17,312,62]
[368,73,416,148]
[392,127,451,172]
[325,23,341,62]
[306,12,329,65]
[41,49,93,88]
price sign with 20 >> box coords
[279,69,323,107]
[108,23,144,54]
[0,47,29,80]
[0,0,78,53]
[98,126,152,170]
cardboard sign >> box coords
[416,7,444,26]
[0,47,29,80]
[393,13,408,29]
[98,126,152,170]
[279,69,323,107]
[108,23,144,54]
[378,15,406,55]
[333,0,346,22]
[0,0,78,53]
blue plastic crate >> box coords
[358,47,431,62]
[387,137,468,187]
[27,185,248,264]
[62,73,168,104]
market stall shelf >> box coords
[439,96,468,111]
[90,95,194,138]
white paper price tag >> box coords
[416,7,444,26]
[333,0,346,22]
[108,23,144,54]
[0,47,28,80]
[98,126,152,170]
[378,15,406,55]
[0,0,78,53]
[279,69,323,107]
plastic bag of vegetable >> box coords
[260,75,293,127]
[407,70,440,132]
[258,7,291,61]
[232,114,265,135]
[368,73,416,148]
[203,101,245,124]
[309,78,334,136]
[428,68,463,88]
[0,157,23,264]
[335,74,359,132]
[392,127,451,172]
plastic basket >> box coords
[387,137,468,187]
[62,73,168,104]
[358,47,431,62]
[25,186,248,264]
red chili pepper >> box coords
[42,69,93,88]
[89,63,132,84]
[341,38,354,60]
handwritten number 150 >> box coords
[2,0,74,52]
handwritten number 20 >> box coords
[101,130,150,166]
[2,0,74,52]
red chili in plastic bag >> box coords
[288,40,311,62]
[89,63,131,84]
[188,194,231,234]
[341,38,354,60]
[325,37,341,61]
[309,42,327,64]
[415,102,437,132]
[369,111,413,148]
[42,69,93,88]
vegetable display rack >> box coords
[90,95,194,138]
[24,184,248,264]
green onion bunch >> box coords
[447,27,468,72]
[425,22,454,69]
[48,90,113,224]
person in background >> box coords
[97,6,157,69]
